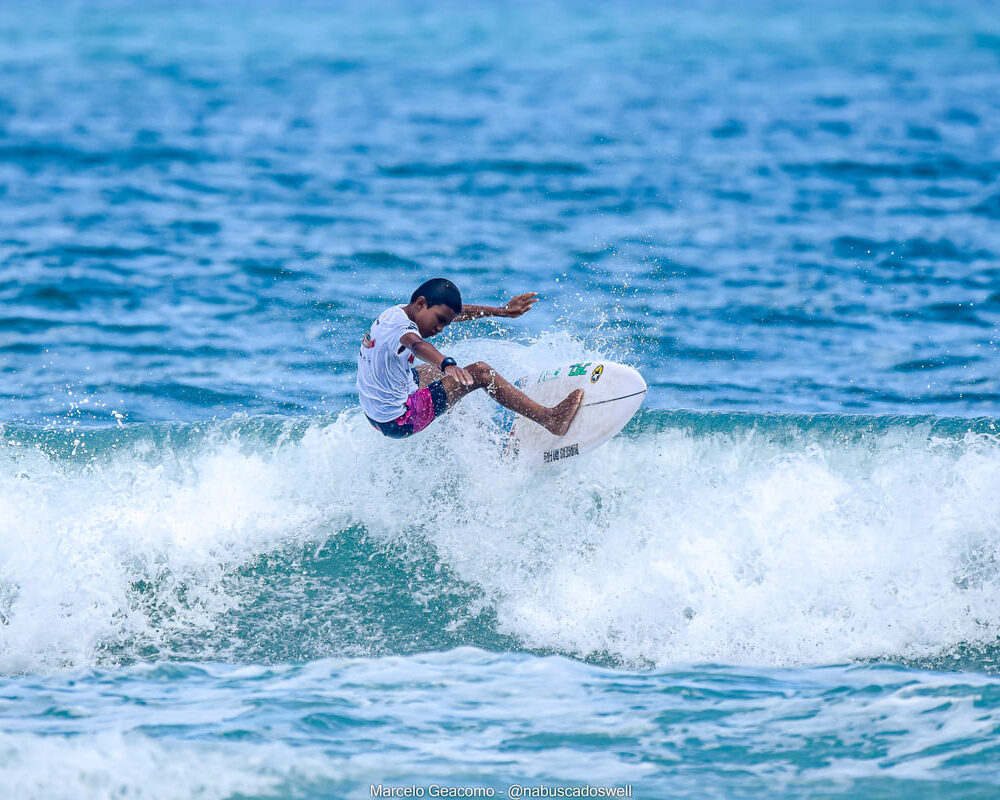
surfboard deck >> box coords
[507,361,646,466]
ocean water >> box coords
[2,0,1000,797]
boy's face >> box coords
[413,299,457,338]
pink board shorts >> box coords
[367,380,448,439]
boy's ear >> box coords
[414,296,427,310]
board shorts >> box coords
[367,369,448,439]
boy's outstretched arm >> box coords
[453,292,538,322]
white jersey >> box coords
[356,305,420,422]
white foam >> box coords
[2,335,1000,671]
[422,419,1000,666]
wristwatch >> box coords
[440,357,457,371]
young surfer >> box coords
[357,278,583,439]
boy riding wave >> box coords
[357,278,583,439]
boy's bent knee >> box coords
[464,361,496,385]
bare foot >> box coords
[543,389,584,436]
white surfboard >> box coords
[508,360,646,466]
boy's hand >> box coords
[502,292,538,318]
[445,364,474,387]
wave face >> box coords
[3,405,999,674]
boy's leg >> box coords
[414,364,439,389]
[435,361,583,436]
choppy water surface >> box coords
[2,0,1000,422]
[2,0,1000,797]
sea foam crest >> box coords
[1,340,999,672]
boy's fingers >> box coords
[447,366,474,386]
[507,293,538,315]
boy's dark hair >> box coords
[411,278,462,314]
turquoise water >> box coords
[2,1,1000,797]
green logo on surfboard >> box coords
[568,362,591,377]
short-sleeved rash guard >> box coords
[356,305,420,422]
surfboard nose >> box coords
[509,361,647,466]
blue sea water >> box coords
[2,0,1000,797]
